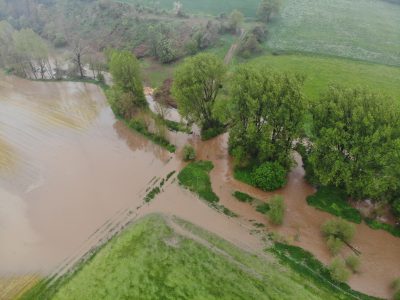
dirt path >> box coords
[224,29,246,65]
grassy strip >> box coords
[233,191,254,203]
[144,187,161,203]
[128,119,176,153]
[268,243,382,300]
[233,166,254,186]
[365,218,400,238]
[211,203,238,218]
[178,161,219,203]
[163,119,192,134]
[306,187,362,224]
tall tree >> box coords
[309,86,400,201]
[71,39,88,79]
[228,9,244,34]
[229,65,306,169]
[172,53,225,130]
[257,0,282,23]
[108,50,146,118]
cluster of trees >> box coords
[0,21,52,79]
[302,87,400,219]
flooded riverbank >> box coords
[1,76,399,299]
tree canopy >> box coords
[257,0,282,23]
[172,53,225,130]
[308,86,400,202]
[229,65,306,170]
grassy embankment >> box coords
[21,215,380,300]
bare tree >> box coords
[71,39,88,78]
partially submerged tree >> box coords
[71,39,88,79]
[172,53,225,131]
[268,195,285,225]
[322,218,356,255]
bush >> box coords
[201,125,225,141]
[321,218,355,243]
[395,290,400,300]
[345,255,361,273]
[252,162,287,191]
[326,236,343,255]
[392,278,400,291]
[268,195,285,225]
[256,203,271,214]
[329,258,350,283]
[233,191,254,203]
[183,145,196,161]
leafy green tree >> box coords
[172,53,225,130]
[228,9,244,33]
[157,36,177,64]
[229,65,306,169]
[309,86,400,202]
[252,162,287,191]
[329,258,350,283]
[257,0,282,23]
[108,50,146,118]
[322,218,355,255]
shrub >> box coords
[345,255,361,273]
[329,258,350,283]
[256,203,271,214]
[183,145,196,161]
[395,291,400,300]
[365,218,400,238]
[321,218,355,243]
[393,199,400,219]
[233,191,254,203]
[268,195,285,225]
[326,236,343,255]
[392,278,400,291]
[252,162,287,191]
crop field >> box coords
[21,215,374,300]
[246,53,400,100]
[120,0,260,16]
[266,0,400,66]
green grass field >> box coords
[21,215,378,300]
[266,0,400,66]
[121,0,260,16]
[245,53,400,100]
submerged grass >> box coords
[178,161,219,203]
[233,191,254,203]
[23,215,380,299]
[365,218,400,238]
[306,187,362,224]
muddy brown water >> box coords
[0,76,398,299]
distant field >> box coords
[246,53,400,100]
[267,0,400,66]
[120,0,260,16]
[21,215,373,300]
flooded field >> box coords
[0,75,399,299]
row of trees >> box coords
[171,53,400,218]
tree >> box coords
[172,53,225,130]
[108,50,146,118]
[252,162,287,191]
[329,258,350,283]
[229,65,306,169]
[228,9,244,33]
[257,0,282,23]
[71,39,88,79]
[322,218,355,255]
[309,86,400,202]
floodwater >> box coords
[0,76,399,299]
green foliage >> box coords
[364,218,400,238]
[233,191,254,203]
[252,162,287,191]
[257,0,282,23]
[395,291,400,300]
[321,218,355,244]
[228,9,244,33]
[144,187,161,203]
[392,278,400,292]
[326,236,343,256]
[309,86,400,203]
[329,258,350,283]
[108,50,146,118]
[268,195,285,225]
[172,53,225,130]
[163,119,191,133]
[393,199,400,219]
[182,145,196,161]
[200,124,225,141]
[306,187,362,224]
[229,65,306,170]
[156,36,177,64]
[256,203,271,214]
[345,255,361,274]
[266,0,400,66]
[128,119,176,153]
[233,166,254,186]
[269,243,379,300]
[178,161,219,203]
